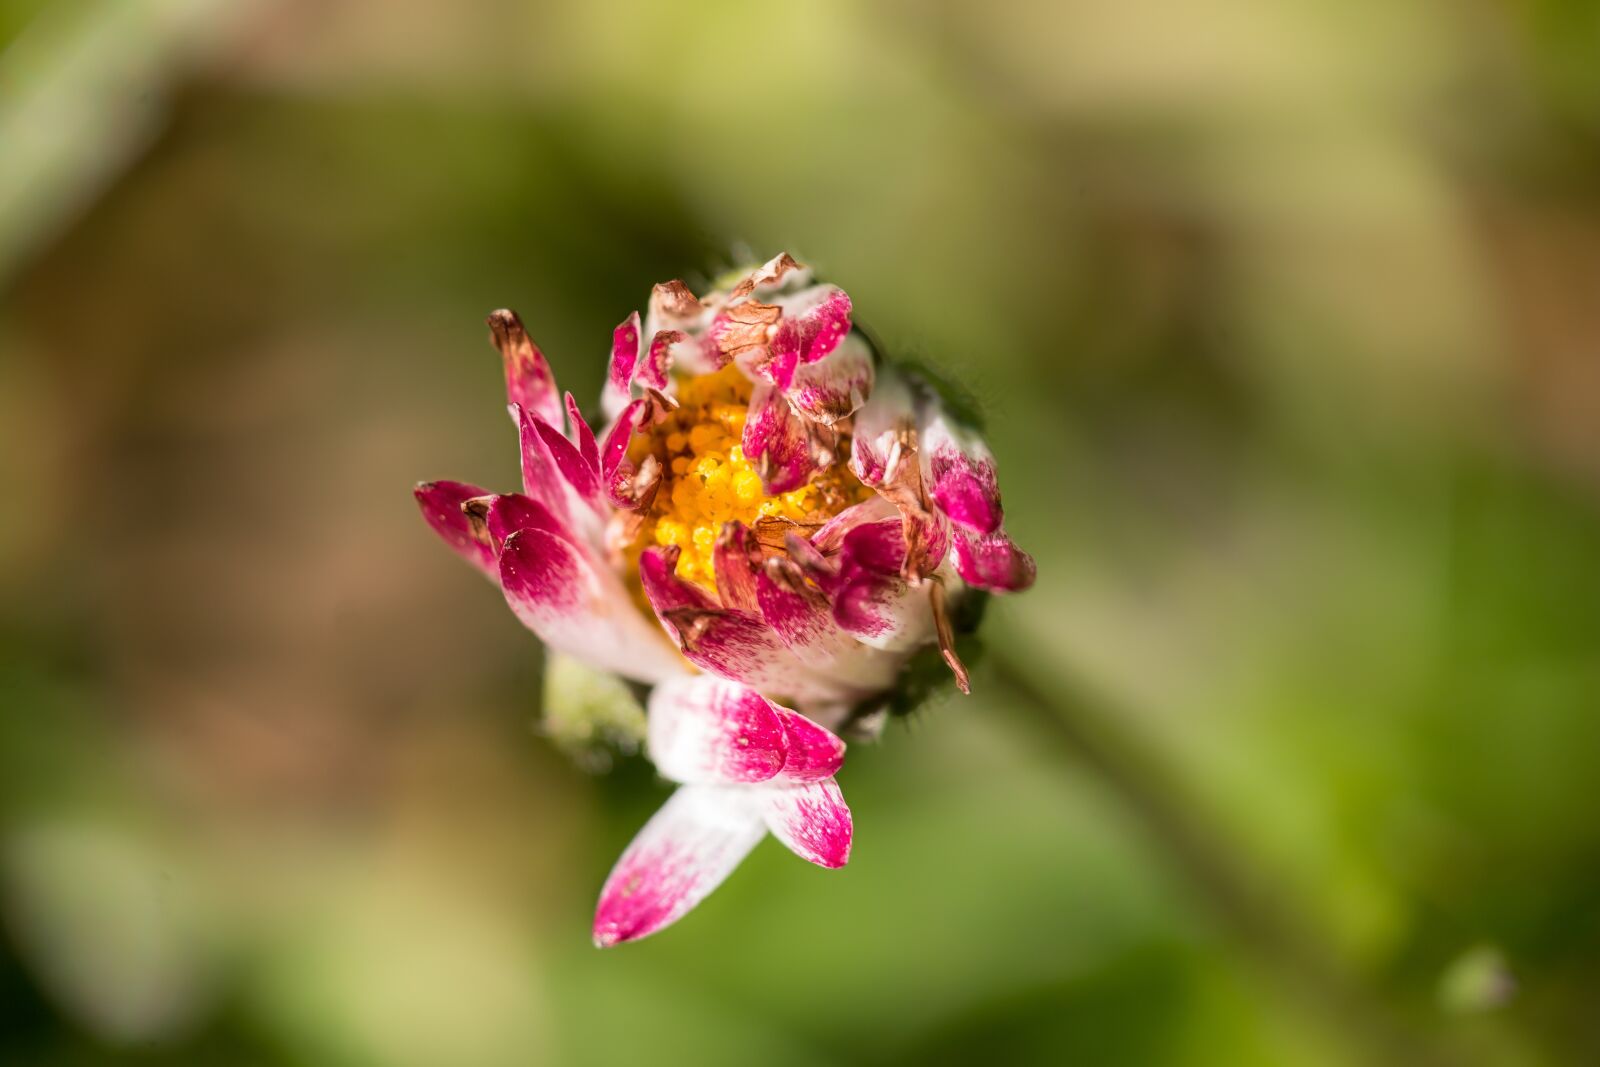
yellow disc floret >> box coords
[624,364,872,593]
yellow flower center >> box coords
[624,364,872,592]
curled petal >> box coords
[837,519,909,575]
[754,558,901,693]
[809,496,899,554]
[774,709,846,783]
[487,310,562,427]
[600,396,667,510]
[729,252,805,300]
[710,300,781,369]
[951,526,1037,592]
[760,779,852,869]
[785,333,873,426]
[742,383,818,495]
[849,363,916,487]
[771,285,853,372]
[922,413,1003,534]
[649,280,705,326]
[712,523,762,614]
[637,544,718,612]
[647,676,788,786]
[593,785,767,947]
[500,529,685,683]
[637,330,683,391]
[870,432,951,582]
[640,547,871,708]
[822,522,938,651]
[462,491,568,552]
[414,480,497,578]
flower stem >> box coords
[986,651,1475,1067]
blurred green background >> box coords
[3,1,1599,1064]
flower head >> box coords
[415,254,1034,945]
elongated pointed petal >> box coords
[593,785,767,947]
[607,311,641,393]
[761,779,852,869]
[487,310,562,427]
[742,383,817,495]
[647,676,788,785]
[528,407,601,504]
[565,392,600,473]
[414,481,497,578]
[500,529,685,683]
[513,401,571,519]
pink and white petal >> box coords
[640,547,872,708]
[816,520,925,644]
[529,407,601,504]
[774,709,846,783]
[921,411,1003,534]
[784,333,873,426]
[635,330,683,391]
[849,363,917,487]
[600,397,665,510]
[772,284,853,367]
[755,559,901,693]
[760,779,852,869]
[712,522,763,614]
[809,496,899,555]
[646,675,788,786]
[414,480,497,578]
[742,383,818,495]
[565,392,600,474]
[637,544,719,612]
[951,525,1037,592]
[513,401,572,518]
[602,311,643,418]
[593,785,768,947]
[473,491,568,549]
[487,310,563,427]
[500,529,686,683]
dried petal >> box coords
[487,309,562,427]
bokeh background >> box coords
[3,1,1599,1064]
